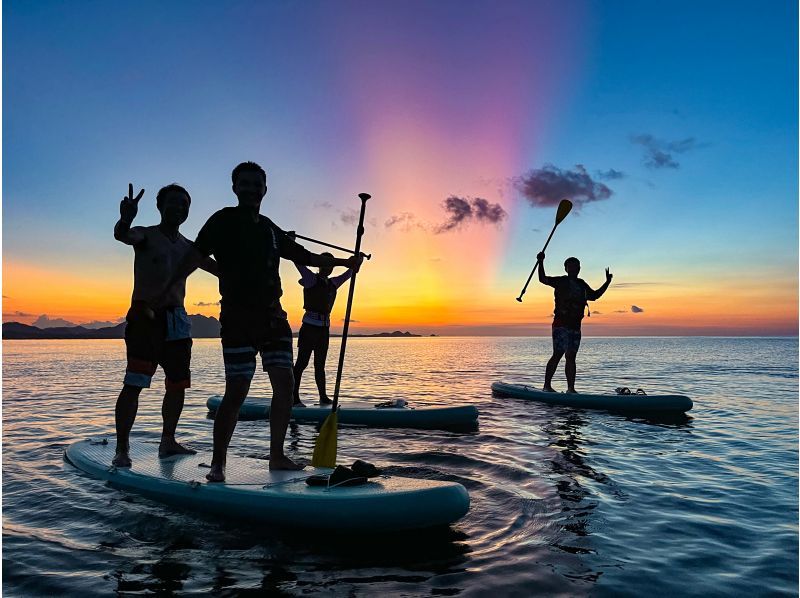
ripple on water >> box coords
[2,337,798,595]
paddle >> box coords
[516,199,573,302]
[312,192,370,467]
[287,231,372,260]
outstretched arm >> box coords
[114,183,146,246]
[537,252,547,283]
[329,267,355,289]
[294,262,316,288]
[588,267,613,300]
[154,245,206,306]
[198,256,219,277]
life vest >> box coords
[303,274,337,314]
[553,277,590,326]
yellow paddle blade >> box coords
[311,411,338,468]
[555,199,573,224]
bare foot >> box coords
[205,464,225,483]
[319,396,333,406]
[112,451,132,468]
[293,400,306,408]
[158,440,198,458]
[269,454,304,471]
[542,386,556,393]
[566,388,578,394]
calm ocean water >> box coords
[2,337,798,596]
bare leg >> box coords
[314,333,330,404]
[266,366,303,470]
[114,384,143,466]
[565,352,577,393]
[206,377,251,482]
[292,344,312,407]
[544,351,564,392]
[159,388,196,457]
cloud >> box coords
[435,196,507,234]
[591,311,602,315]
[3,310,33,318]
[194,301,220,307]
[314,201,334,210]
[612,281,671,289]
[597,169,625,181]
[436,196,473,233]
[340,209,359,226]
[631,305,644,313]
[630,134,705,169]
[514,164,612,209]
[340,318,360,323]
[32,314,77,328]
[384,212,422,231]
[613,310,628,314]
[472,197,507,224]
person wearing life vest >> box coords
[292,253,355,407]
[537,252,612,393]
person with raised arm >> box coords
[537,252,612,394]
[112,183,217,467]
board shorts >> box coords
[297,322,330,355]
[124,303,192,390]
[220,304,294,381]
[552,325,581,354]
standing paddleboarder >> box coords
[112,183,218,467]
[161,161,361,481]
[292,255,356,407]
[537,252,612,393]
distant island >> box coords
[2,318,422,339]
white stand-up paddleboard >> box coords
[206,396,479,430]
[64,439,470,532]
[491,381,693,414]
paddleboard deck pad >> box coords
[207,396,479,430]
[491,381,693,413]
[64,438,470,531]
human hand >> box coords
[537,252,545,262]
[120,183,144,223]
[605,267,613,283]
[347,254,364,273]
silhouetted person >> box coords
[292,254,355,407]
[112,183,218,467]
[162,162,360,482]
[537,252,612,393]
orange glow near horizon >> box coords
[3,256,797,335]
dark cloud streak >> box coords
[514,164,612,209]
[631,134,705,169]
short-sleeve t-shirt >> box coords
[542,275,595,330]
[194,206,312,309]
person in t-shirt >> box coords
[537,251,612,393]
[292,255,355,407]
[162,162,361,482]
[112,183,218,468]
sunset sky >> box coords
[4,1,798,335]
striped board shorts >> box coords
[219,305,294,381]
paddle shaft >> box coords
[289,231,371,260]
[516,222,559,302]
[331,194,369,412]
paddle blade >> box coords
[555,199,573,224]
[311,411,338,467]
